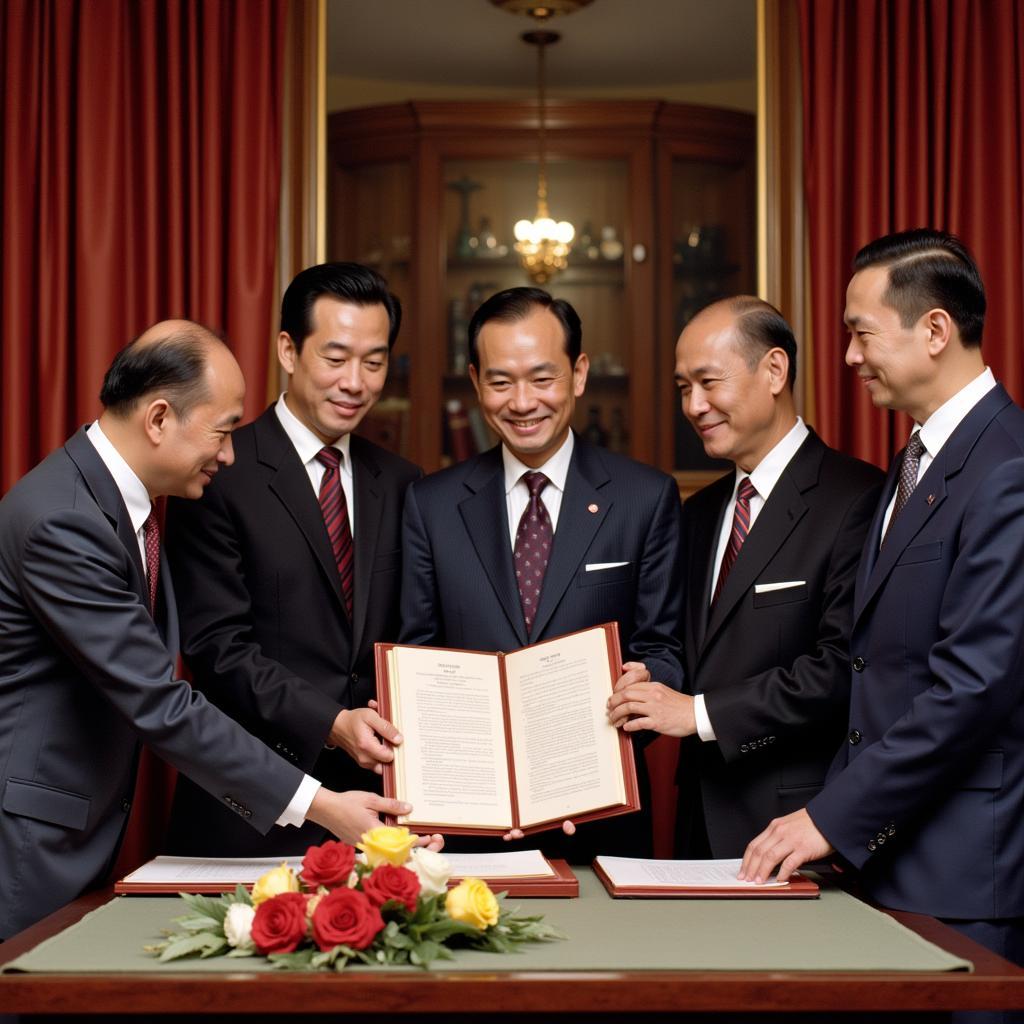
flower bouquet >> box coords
[147,827,565,971]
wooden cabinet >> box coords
[328,100,754,481]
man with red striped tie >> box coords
[164,264,425,856]
[607,297,882,858]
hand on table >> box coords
[739,808,833,883]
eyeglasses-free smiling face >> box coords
[469,307,588,468]
[278,297,390,445]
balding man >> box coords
[0,322,432,938]
[608,298,883,857]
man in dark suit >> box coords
[741,230,1024,986]
[165,264,424,856]
[0,322,418,938]
[400,287,684,861]
[607,297,883,856]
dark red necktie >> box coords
[316,447,354,617]
[712,476,757,604]
[514,471,553,636]
[883,432,926,543]
[143,509,160,614]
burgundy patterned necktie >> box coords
[883,432,926,543]
[316,447,354,617]
[712,476,757,604]
[143,509,160,614]
[514,471,553,636]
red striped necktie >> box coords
[316,447,354,618]
[712,476,757,604]
[143,509,160,613]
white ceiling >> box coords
[327,0,756,88]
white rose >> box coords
[408,846,452,897]
[223,903,256,950]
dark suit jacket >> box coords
[809,385,1024,920]
[164,405,420,855]
[0,428,302,937]
[399,437,684,861]
[675,430,883,857]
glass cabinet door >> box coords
[328,160,414,459]
[440,157,630,465]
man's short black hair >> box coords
[724,296,798,389]
[467,287,582,370]
[852,229,985,348]
[99,326,215,419]
[279,262,402,353]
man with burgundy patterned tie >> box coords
[0,321,428,939]
[164,264,424,856]
[399,286,684,861]
[607,296,883,857]
[740,230,1024,988]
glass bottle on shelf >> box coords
[583,405,609,448]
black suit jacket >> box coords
[400,437,684,860]
[676,429,883,857]
[164,406,420,855]
[0,428,302,936]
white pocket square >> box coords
[585,561,630,572]
[754,580,806,593]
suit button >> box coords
[121,799,131,813]
[351,673,359,685]
[849,730,862,745]
[740,743,749,753]
[768,736,776,744]
[887,824,896,837]
[244,810,252,819]
[867,840,878,852]
[876,833,886,846]
[852,656,865,672]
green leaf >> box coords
[268,949,318,971]
[158,932,226,962]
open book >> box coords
[592,856,820,899]
[375,623,639,836]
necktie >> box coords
[514,471,553,636]
[143,510,160,614]
[316,447,354,617]
[712,476,757,604]
[883,432,926,542]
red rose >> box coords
[251,892,309,954]
[311,887,384,951]
[361,864,420,913]
[301,840,356,888]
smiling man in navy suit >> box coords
[607,297,883,858]
[741,230,1024,995]
[399,286,684,861]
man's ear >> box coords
[923,308,954,356]
[142,398,173,445]
[277,332,298,375]
[765,348,790,397]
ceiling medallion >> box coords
[490,0,594,20]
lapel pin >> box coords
[588,503,599,514]
[926,494,935,505]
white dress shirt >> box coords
[503,431,575,547]
[696,417,810,742]
[86,420,320,829]
[879,367,996,542]
[276,394,356,534]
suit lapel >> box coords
[350,436,383,656]
[458,448,528,647]
[65,426,148,607]
[855,385,1012,621]
[685,474,733,659]
[531,442,611,640]
[256,411,350,622]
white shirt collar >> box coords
[502,431,575,495]
[275,393,352,472]
[85,421,152,534]
[915,367,996,459]
[740,416,810,501]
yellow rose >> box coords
[445,878,499,929]
[250,862,300,906]
[357,825,418,867]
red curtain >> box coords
[1,0,288,493]
[1,0,289,870]
[799,0,1024,466]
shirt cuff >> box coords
[275,774,321,828]
[694,693,717,742]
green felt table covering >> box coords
[2,869,971,974]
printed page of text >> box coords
[389,646,513,829]
[595,856,786,888]
[505,627,626,829]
